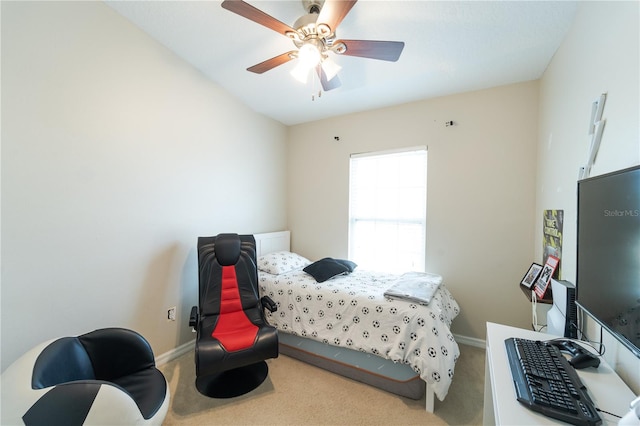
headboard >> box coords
[254,231,290,257]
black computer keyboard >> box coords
[505,337,602,426]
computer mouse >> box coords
[569,352,600,369]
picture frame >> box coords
[534,255,560,299]
[520,263,543,289]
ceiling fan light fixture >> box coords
[321,57,341,81]
[290,62,311,84]
[297,42,322,69]
[291,41,322,84]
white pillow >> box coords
[257,251,311,275]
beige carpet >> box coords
[158,343,485,425]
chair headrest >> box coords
[215,234,242,266]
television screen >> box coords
[576,165,640,357]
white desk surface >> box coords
[485,322,636,425]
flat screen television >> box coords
[576,164,640,358]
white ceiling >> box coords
[105,1,579,126]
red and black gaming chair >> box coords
[189,233,278,397]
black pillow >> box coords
[303,258,350,283]
[333,258,357,272]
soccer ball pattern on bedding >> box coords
[258,268,460,401]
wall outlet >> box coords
[167,306,176,321]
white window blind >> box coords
[348,147,427,273]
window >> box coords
[348,147,427,273]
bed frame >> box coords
[254,231,436,412]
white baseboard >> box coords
[454,333,486,349]
[155,339,195,366]
[154,334,484,367]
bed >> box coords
[254,231,460,412]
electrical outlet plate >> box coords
[167,307,176,321]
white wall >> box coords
[287,81,540,341]
[1,1,287,371]
[537,1,639,393]
[3,0,637,398]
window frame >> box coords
[347,146,428,273]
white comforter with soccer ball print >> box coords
[258,269,461,401]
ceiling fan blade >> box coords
[334,39,405,62]
[247,51,297,74]
[317,0,357,34]
[316,65,342,91]
[221,0,297,37]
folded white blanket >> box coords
[384,272,443,305]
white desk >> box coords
[483,322,636,425]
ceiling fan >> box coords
[221,0,405,92]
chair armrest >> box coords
[189,306,198,328]
[260,296,277,313]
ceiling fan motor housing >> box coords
[289,13,334,49]
[302,0,323,14]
